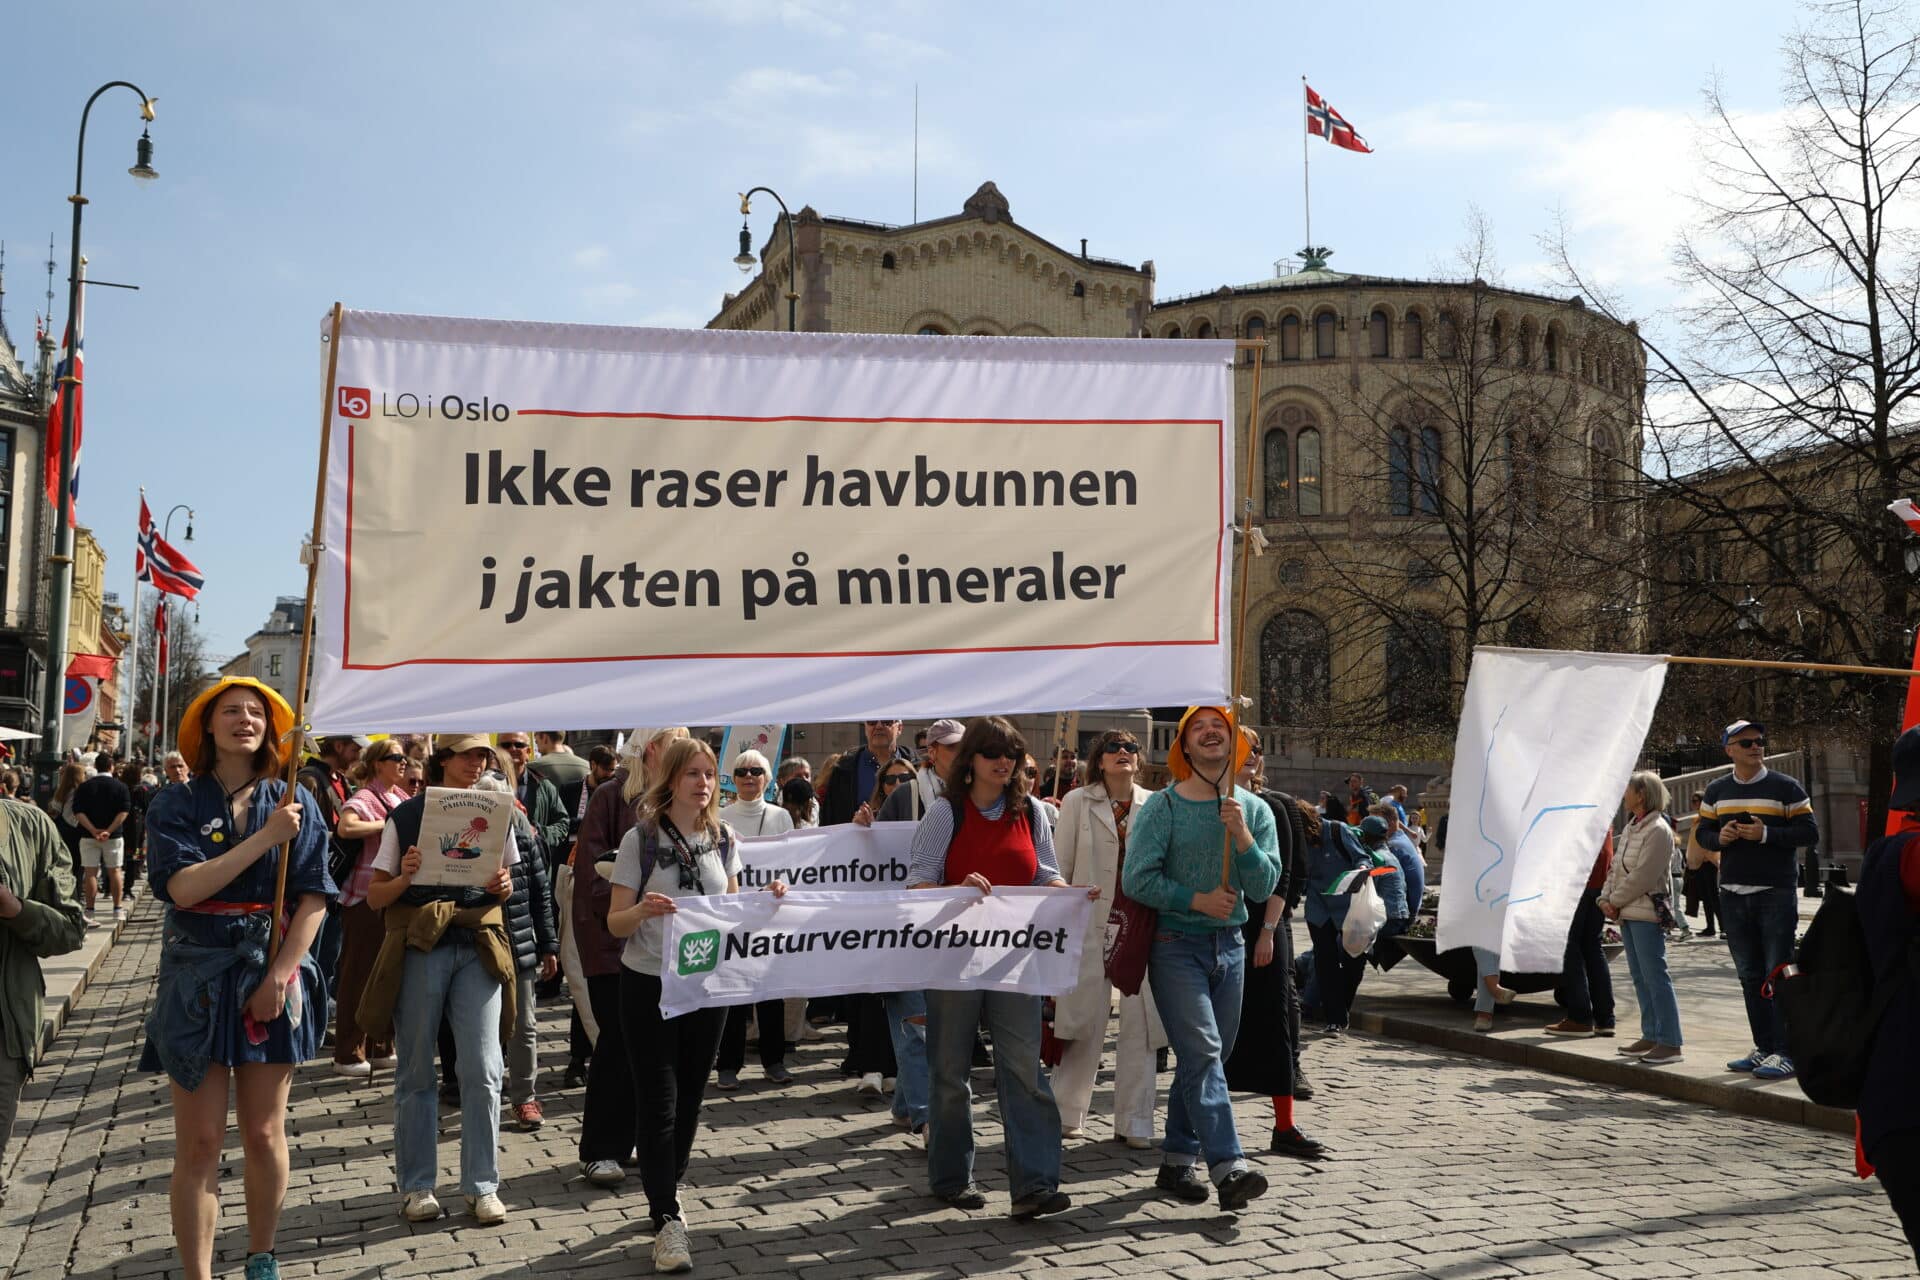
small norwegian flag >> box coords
[1890,498,1920,535]
[136,497,205,600]
[1306,83,1373,153]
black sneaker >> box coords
[714,1070,740,1092]
[1009,1189,1070,1221]
[1269,1127,1327,1160]
[1154,1164,1209,1204]
[1217,1168,1269,1211]
[938,1183,987,1210]
[764,1063,793,1085]
[562,1063,587,1089]
[1292,1070,1314,1101]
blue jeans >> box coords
[311,898,343,1012]
[924,988,1060,1200]
[1147,928,1246,1181]
[1471,947,1502,1014]
[1719,886,1797,1054]
[1620,920,1683,1046]
[393,941,503,1195]
[883,990,929,1128]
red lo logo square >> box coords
[336,386,372,419]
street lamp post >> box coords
[733,188,799,332]
[35,81,157,801]
[150,504,192,758]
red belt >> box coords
[178,900,271,917]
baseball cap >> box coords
[1722,719,1766,746]
[1358,815,1391,842]
[925,719,965,746]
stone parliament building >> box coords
[710,182,1646,800]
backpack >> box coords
[1769,886,1917,1109]
[602,817,734,886]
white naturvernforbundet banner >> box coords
[1435,646,1669,973]
[659,886,1096,1019]
[734,821,916,891]
[308,311,1235,731]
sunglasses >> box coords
[1731,737,1767,749]
[882,773,913,786]
[975,747,1016,761]
[1102,741,1142,755]
[1023,767,1039,778]
[733,766,767,778]
[498,740,530,750]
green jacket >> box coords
[0,798,85,1070]
[522,772,569,868]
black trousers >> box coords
[717,999,788,1072]
[1278,919,1302,1077]
[842,993,897,1076]
[580,972,639,1163]
[568,1006,592,1068]
[619,968,726,1227]
[1307,920,1366,1028]
[1685,864,1720,932]
[1558,893,1616,1028]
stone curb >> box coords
[1351,1007,1854,1136]
[35,886,142,1060]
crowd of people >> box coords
[0,689,1913,1277]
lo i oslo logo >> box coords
[677,929,721,976]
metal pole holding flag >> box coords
[1301,75,1311,257]
[123,487,142,758]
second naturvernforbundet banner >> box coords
[308,313,1235,730]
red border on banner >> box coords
[341,413,1226,670]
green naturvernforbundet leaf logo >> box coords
[677,929,721,976]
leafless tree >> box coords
[1555,0,1920,832]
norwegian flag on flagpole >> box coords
[43,265,84,528]
[136,497,206,600]
[1306,83,1373,153]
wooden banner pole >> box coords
[270,301,344,963]
[1665,654,1919,680]
[1225,339,1267,886]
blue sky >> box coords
[2,1,1796,662]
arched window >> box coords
[1489,317,1506,363]
[1388,426,1415,516]
[1507,417,1550,521]
[881,252,897,270]
[1194,319,1214,340]
[916,324,946,335]
[1244,315,1266,366]
[1385,616,1453,726]
[1279,315,1302,360]
[1505,613,1545,649]
[1418,426,1443,516]
[1518,321,1536,368]
[1404,310,1424,358]
[1072,281,1086,297]
[1437,311,1460,359]
[1163,324,1183,340]
[1369,308,1391,357]
[1296,424,1323,515]
[1544,326,1560,371]
[1313,310,1337,358]
[1263,427,1290,518]
[1261,610,1331,726]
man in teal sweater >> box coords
[1122,706,1280,1211]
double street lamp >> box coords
[35,81,158,799]
[733,187,798,332]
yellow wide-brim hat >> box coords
[1166,705,1251,783]
[176,677,299,767]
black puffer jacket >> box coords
[505,813,558,975]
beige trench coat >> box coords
[1052,782,1168,1048]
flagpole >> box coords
[144,598,161,762]
[1302,75,1311,256]
[124,487,142,759]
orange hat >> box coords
[176,677,298,768]
[1166,705,1250,783]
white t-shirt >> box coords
[373,820,521,874]
[719,796,795,838]
[611,821,742,976]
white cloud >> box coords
[726,66,854,105]
[860,30,946,61]
[571,245,611,269]
[696,0,849,36]
[794,121,964,181]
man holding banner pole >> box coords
[1121,706,1280,1212]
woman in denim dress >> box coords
[141,677,333,1280]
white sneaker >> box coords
[400,1189,442,1221]
[331,1060,372,1078]
[882,1076,897,1093]
[467,1192,508,1225]
[582,1159,625,1187]
[653,1218,693,1273]
[857,1072,884,1095]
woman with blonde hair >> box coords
[607,736,785,1272]
[1601,771,1685,1066]
[574,727,687,1188]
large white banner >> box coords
[735,821,916,891]
[659,886,1094,1018]
[1436,647,1668,972]
[309,313,1234,731]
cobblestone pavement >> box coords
[3,898,1912,1280]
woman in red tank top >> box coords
[904,717,1098,1223]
